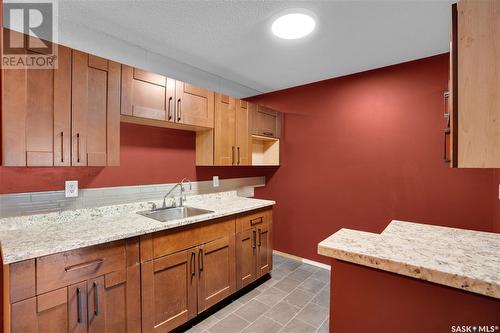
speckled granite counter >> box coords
[0,191,274,264]
[318,220,500,299]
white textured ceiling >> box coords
[58,0,454,95]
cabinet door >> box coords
[87,267,141,333]
[198,236,236,312]
[141,249,197,333]
[11,288,68,333]
[68,281,88,333]
[1,40,71,166]
[257,221,272,277]
[235,100,252,166]
[175,81,214,128]
[214,94,236,165]
[252,105,282,138]
[72,51,120,166]
[121,66,175,122]
[236,228,257,290]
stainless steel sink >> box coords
[137,206,214,223]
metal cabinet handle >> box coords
[443,92,450,117]
[60,131,64,162]
[168,96,173,120]
[237,147,240,165]
[258,228,262,247]
[65,258,104,272]
[76,287,83,323]
[191,251,196,276]
[232,146,235,165]
[93,282,99,316]
[250,217,263,225]
[444,128,451,163]
[177,98,181,121]
[262,131,274,137]
[199,248,204,272]
[252,230,257,249]
[76,133,80,163]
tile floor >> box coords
[182,254,330,333]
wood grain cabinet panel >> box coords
[121,66,176,122]
[72,51,120,166]
[214,94,252,166]
[175,81,214,128]
[236,209,273,289]
[197,236,236,313]
[450,0,500,167]
[252,105,282,139]
[141,249,197,333]
[1,40,71,166]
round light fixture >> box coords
[271,12,316,40]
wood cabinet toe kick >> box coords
[1,207,273,333]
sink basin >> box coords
[137,206,214,223]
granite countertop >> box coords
[318,220,500,299]
[0,191,275,264]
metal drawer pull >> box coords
[177,98,181,121]
[250,217,263,225]
[168,96,173,120]
[76,287,83,323]
[191,251,196,276]
[65,259,104,272]
[252,230,257,249]
[237,146,240,165]
[262,131,274,137]
[199,248,204,272]
[258,229,262,247]
[76,133,80,163]
[60,131,64,162]
[232,146,235,165]
[93,282,99,316]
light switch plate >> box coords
[65,180,78,198]
[213,176,219,187]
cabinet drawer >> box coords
[36,240,126,294]
[141,216,235,261]
[236,208,271,233]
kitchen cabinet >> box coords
[175,81,215,128]
[214,94,253,166]
[236,209,273,289]
[252,105,282,139]
[1,35,121,167]
[121,66,176,122]
[3,209,272,333]
[5,239,141,333]
[447,0,500,168]
[72,51,121,166]
[1,36,71,167]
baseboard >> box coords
[273,250,331,271]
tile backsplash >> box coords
[0,177,265,218]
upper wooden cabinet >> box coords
[252,105,282,139]
[214,94,252,166]
[448,0,500,168]
[72,51,121,166]
[1,34,120,167]
[121,66,176,122]
[120,66,214,129]
[2,39,71,167]
[175,81,214,128]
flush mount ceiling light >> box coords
[271,11,316,40]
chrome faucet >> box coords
[162,178,192,208]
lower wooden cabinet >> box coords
[3,208,273,333]
[236,209,273,289]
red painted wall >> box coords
[250,54,497,264]
[330,259,500,333]
[495,170,500,233]
[0,122,276,194]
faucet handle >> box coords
[148,202,157,210]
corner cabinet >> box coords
[447,0,500,168]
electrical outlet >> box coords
[213,176,219,187]
[65,180,78,198]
